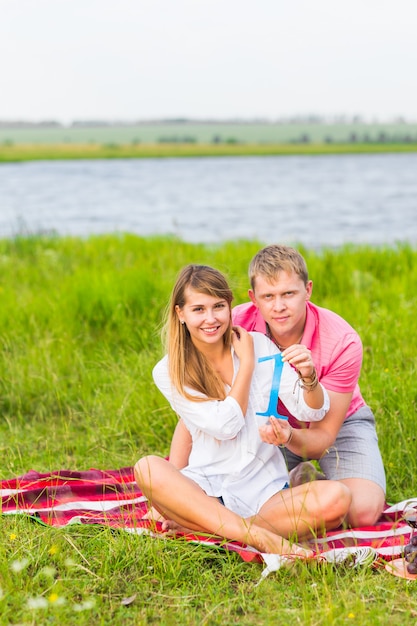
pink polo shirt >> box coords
[232,301,365,424]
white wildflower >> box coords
[39,565,57,578]
[10,558,30,573]
[73,598,96,612]
[26,596,48,610]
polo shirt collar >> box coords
[302,302,316,347]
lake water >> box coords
[1,153,416,248]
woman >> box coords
[135,265,351,555]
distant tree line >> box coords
[293,132,417,144]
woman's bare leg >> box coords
[135,455,312,556]
[252,480,351,539]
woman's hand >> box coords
[259,417,293,447]
[229,325,254,415]
[231,325,254,365]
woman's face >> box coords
[176,287,231,349]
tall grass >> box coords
[1,235,417,624]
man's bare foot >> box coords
[289,461,326,486]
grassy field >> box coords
[1,121,417,161]
[1,234,417,624]
[1,141,417,162]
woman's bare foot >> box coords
[142,505,166,523]
[246,524,314,557]
[160,518,194,534]
[142,508,196,535]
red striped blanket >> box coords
[1,467,416,568]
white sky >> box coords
[1,0,416,124]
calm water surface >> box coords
[1,153,416,248]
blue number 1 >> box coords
[256,353,288,420]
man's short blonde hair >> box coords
[249,244,309,290]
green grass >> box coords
[1,234,417,624]
[1,141,417,162]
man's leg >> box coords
[338,478,386,527]
[318,407,386,526]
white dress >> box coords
[153,332,329,518]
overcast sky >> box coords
[1,0,416,124]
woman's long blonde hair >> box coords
[163,264,233,401]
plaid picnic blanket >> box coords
[1,467,416,567]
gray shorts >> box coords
[282,405,386,494]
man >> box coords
[232,244,386,526]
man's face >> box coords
[249,270,312,338]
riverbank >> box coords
[1,141,417,162]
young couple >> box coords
[135,245,386,555]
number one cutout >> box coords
[256,353,288,420]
